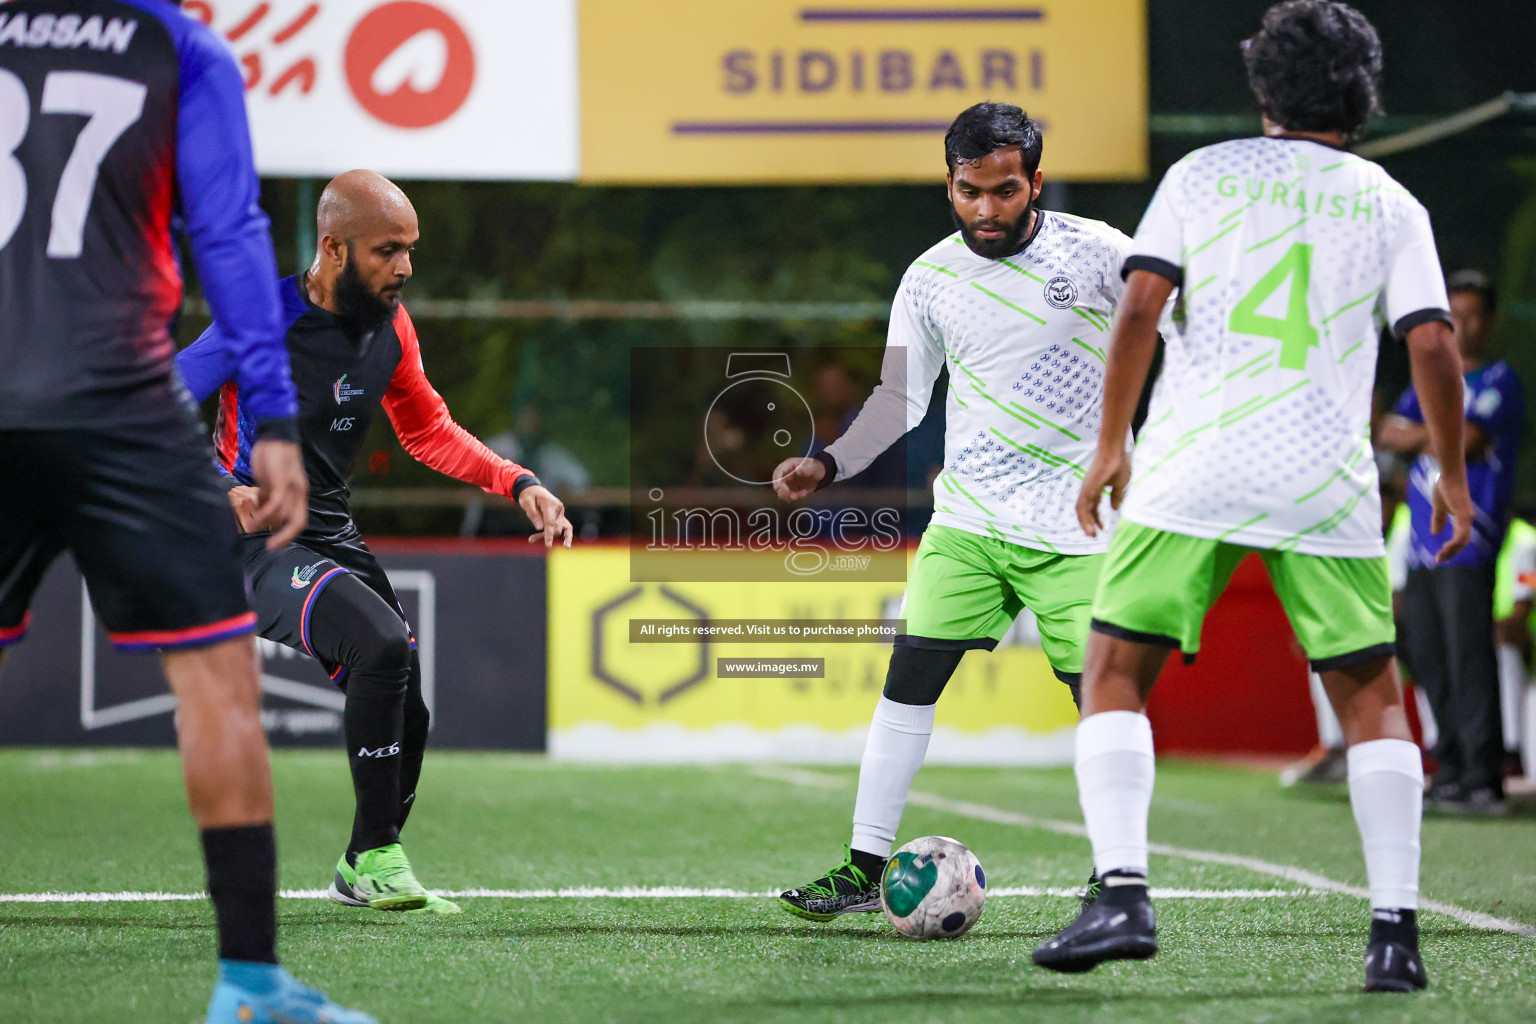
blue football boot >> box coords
[207,960,379,1024]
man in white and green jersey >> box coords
[773,102,1141,922]
[1033,1,1475,994]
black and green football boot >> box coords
[1080,871,1102,911]
[778,846,885,922]
[330,849,463,915]
[326,844,428,912]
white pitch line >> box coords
[994,887,1311,899]
[1,891,211,903]
[0,888,783,903]
[0,886,1318,904]
[752,766,1536,941]
[441,887,775,899]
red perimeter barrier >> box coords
[1146,554,1317,758]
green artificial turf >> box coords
[0,750,1531,1023]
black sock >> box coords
[1098,868,1148,907]
[306,574,412,858]
[344,685,405,855]
[850,848,886,881]
[202,825,278,964]
[396,650,429,834]
[397,791,417,835]
[1369,908,1418,950]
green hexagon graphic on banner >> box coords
[882,852,938,918]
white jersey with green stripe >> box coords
[823,211,1131,555]
[1120,137,1451,557]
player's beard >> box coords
[335,254,400,335]
[950,195,1035,260]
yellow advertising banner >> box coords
[578,0,1146,184]
[548,546,1077,763]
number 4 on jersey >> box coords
[1228,242,1319,370]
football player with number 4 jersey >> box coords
[1032,1,1475,992]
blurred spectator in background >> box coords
[807,359,946,535]
[494,406,592,496]
[812,363,860,451]
[1379,269,1524,815]
[687,407,749,487]
[475,406,593,537]
[811,360,905,490]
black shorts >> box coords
[243,528,412,678]
[0,423,254,652]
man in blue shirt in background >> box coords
[1381,269,1524,815]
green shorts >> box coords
[1092,520,1395,671]
[900,524,1103,677]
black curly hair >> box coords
[944,103,1043,174]
[1242,1,1383,136]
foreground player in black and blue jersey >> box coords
[179,170,572,917]
[0,1,375,1021]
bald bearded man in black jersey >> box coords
[181,171,571,917]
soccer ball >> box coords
[880,836,986,939]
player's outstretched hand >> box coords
[250,439,309,551]
[1431,476,1475,563]
[1075,449,1130,538]
[772,456,825,502]
[519,485,574,549]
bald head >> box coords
[316,169,416,242]
[307,170,418,324]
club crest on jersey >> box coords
[290,562,325,589]
[1044,276,1078,310]
[333,374,364,404]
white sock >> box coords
[1347,738,1423,910]
[1498,643,1524,751]
[1414,687,1438,750]
[1075,711,1156,877]
[1524,684,1536,778]
[850,697,935,858]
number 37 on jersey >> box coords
[0,69,146,257]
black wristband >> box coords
[254,416,299,443]
[1122,255,1183,287]
[511,473,543,500]
[1393,307,1452,339]
[813,450,838,488]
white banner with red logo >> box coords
[184,0,578,180]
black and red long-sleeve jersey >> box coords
[176,275,537,542]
